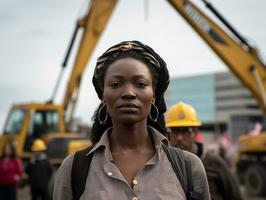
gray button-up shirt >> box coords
[54,127,210,200]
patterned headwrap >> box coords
[92,40,170,115]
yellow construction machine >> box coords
[166,0,266,196]
[0,0,118,165]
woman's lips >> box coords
[117,103,139,112]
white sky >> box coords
[1,0,266,130]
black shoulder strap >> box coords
[162,144,203,200]
[185,156,203,200]
[162,144,188,196]
[71,146,94,200]
[71,144,202,200]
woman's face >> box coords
[103,57,155,125]
[4,144,12,156]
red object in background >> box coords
[220,132,233,150]
[196,133,204,143]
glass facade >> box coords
[166,74,215,123]
[165,71,264,140]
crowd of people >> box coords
[1,41,243,200]
[0,139,53,200]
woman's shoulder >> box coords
[58,154,75,173]
[182,150,206,182]
[183,150,203,166]
[182,150,211,199]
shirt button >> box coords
[133,179,138,185]
[107,172,112,176]
[132,197,138,200]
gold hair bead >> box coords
[119,43,133,51]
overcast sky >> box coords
[1,0,266,130]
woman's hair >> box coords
[1,142,17,159]
[91,41,170,144]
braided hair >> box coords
[91,41,170,144]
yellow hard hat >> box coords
[166,102,201,127]
[31,139,47,151]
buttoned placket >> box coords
[93,128,168,199]
[103,145,162,199]
[103,157,140,197]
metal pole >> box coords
[49,25,80,103]
[50,67,64,103]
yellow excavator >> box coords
[1,0,265,195]
[0,1,117,165]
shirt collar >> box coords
[86,126,169,156]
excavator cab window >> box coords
[31,111,59,136]
[24,110,59,151]
[3,109,27,135]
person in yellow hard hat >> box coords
[26,139,53,200]
[166,101,243,200]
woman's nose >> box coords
[121,84,136,99]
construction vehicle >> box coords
[165,0,266,196]
[0,1,118,165]
[0,0,265,195]
[166,0,266,196]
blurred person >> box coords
[54,41,210,200]
[26,139,53,200]
[248,122,262,136]
[218,131,233,167]
[0,142,24,200]
[166,101,243,200]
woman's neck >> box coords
[110,122,153,151]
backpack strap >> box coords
[71,144,202,200]
[185,156,203,200]
[162,144,203,200]
[162,144,188,196]
[71,146,94,200]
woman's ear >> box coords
[101,95,105,104]
[152,94,156,104]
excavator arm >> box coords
[166,1,266,195]
[62,0,266,125]
[62,0,118,124]
[167,0,266,115]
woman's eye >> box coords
[110,82,121,88]
[137,82,147,88]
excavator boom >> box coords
[62,0,118,124]
[62,0,266,124]
[167,0,266,115]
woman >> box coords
[0,142,24,200]
[54,41,210,200]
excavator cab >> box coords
[24,109,61,151]
[0,103,90,164]
[0,103,65,159]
